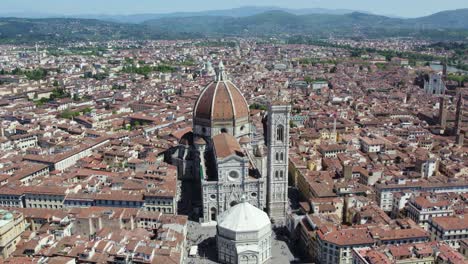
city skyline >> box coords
[1,0,468,18]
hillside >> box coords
[410,9,468,29]
[143,10,468,39]
[1,9,468,44]
[0,18,201,44]
[0,6,362,24]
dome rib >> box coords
[212,81,234,121]
[194,83,215,120]
[210,81,221,121]
[223,81,237,126]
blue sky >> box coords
[2,0,468,17]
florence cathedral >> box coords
[171,62,291,226]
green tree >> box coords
[289,120,296,128]
[11,68,23,75]
[304,76,313,83]
[25,68,48,80]
[249,103,267,111]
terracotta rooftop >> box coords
[319,227,375,246]
[213,133,244,159]
[431,214,468,231]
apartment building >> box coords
[429,214,468,249]
[406,194,455,230]
[376,179,468,212]
[0,210,26,258]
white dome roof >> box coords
[218,200,271,233]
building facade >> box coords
[171,62,290,226]
[217,199,272,264]
[0,210,26,258]
[424,73,446,95]
[266,103,291,226]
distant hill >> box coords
[142,10,468,38]
[0,18,201,44]
[0,6,364,24]
[409,9,468,29]
[90,7,362,24]
[1,9,468,44]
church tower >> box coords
[439,96,448,129]
[454,91,464,145]
[266,102,291,226]
[454,92,463,133]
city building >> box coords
[0,210,26,258]
[217,198,272,264]
[429,214,468,249]
[424,73,446,95]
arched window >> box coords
[210,207,217,221]
[276,125,284,142]
[280,152,284,161]
[275,153,279,161]
[275,171,279,179]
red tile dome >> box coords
[194,80,249,122]
[193,61,250,139]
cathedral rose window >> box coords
[228,170,239,181]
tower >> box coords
[454,92,463,134]
[266,102,291,226]
[35,43,39,63]
[454,92,464,145]
[442,56,448,81]
[439,96,448,129]
[457,130,465,146]
[331,113,337,143]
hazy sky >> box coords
[2,0,468,17]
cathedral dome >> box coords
[194,80,249,122]
[218,199,270,233]
[193,62,250,139]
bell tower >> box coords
[266,102,291,226]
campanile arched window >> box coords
[276,125,284,142]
